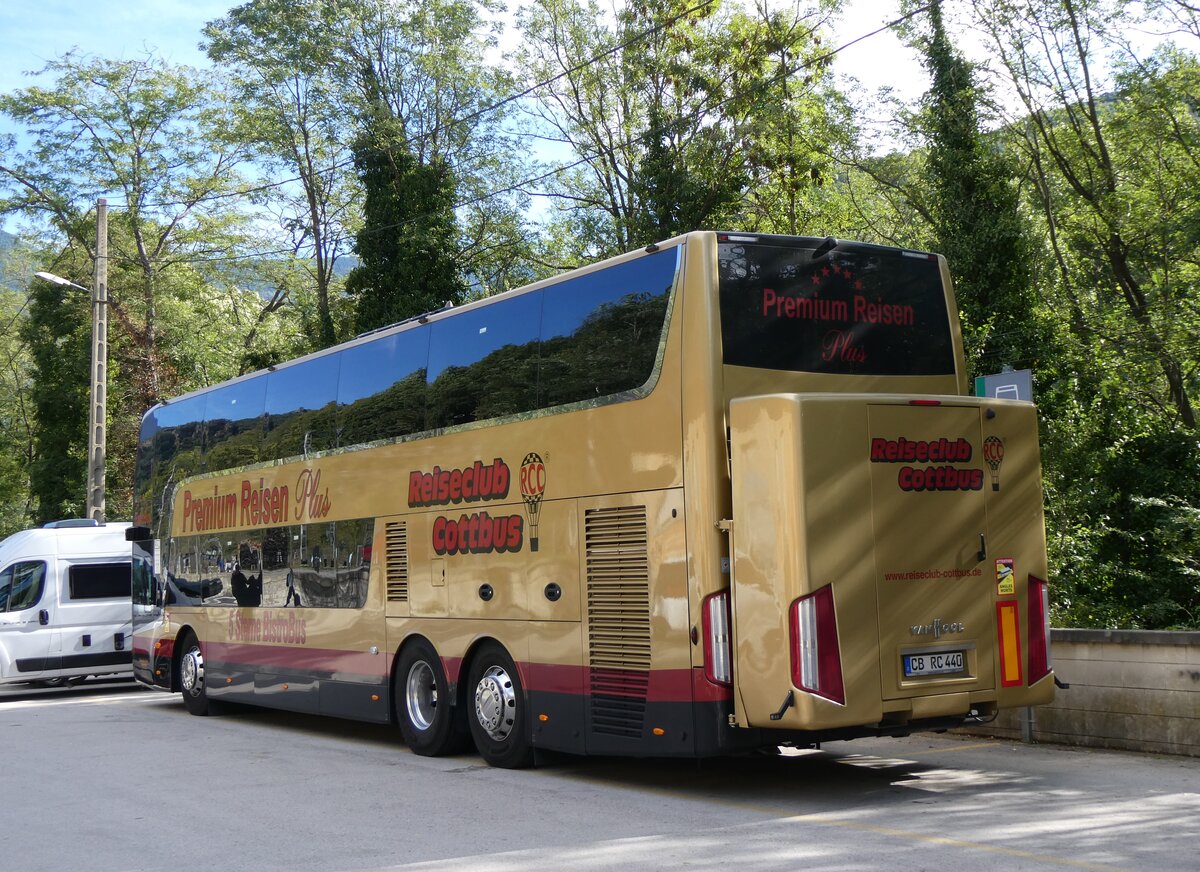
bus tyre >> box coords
[395,639,468,756]
[178,632,211,716]
[466,642,533,769]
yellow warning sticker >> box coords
[996,558,1015,595]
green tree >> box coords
[0,256,35,534]
[0,52,288,520]
[918,1,1042,378]
[973,0,1200,627]
[519,0,841,258]
[346,125,466,330]
[340,0,530,300]
[20,242,90,522]
[204,0,358,349]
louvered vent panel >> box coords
[384,521,409,602]
[585,505,650,738]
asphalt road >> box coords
[2,679,1196,871]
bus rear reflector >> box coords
[996,600,1023,687]
[1027,575,1052,684]
[789,585,845,704]
[702,591,732,686]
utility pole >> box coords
[86,198,108,522]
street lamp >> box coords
[34,263,107,523]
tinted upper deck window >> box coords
[539,249,675,407]
[264,352,340,459]
[204,375,266,470]
[718,239,955,376]
[426,292,542,429]
[338,327,430,443]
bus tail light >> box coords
[1027,575,1052,684]
[789,585,845,704]
[702,591,732,686]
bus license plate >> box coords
[903,651,964,677]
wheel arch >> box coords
[170,624,201,694]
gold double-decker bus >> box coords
[128,231,1055,768]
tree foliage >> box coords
[346,128,466,330]
[918,1,1042,378]
[0,0,1195,627]
[517,0,840,259]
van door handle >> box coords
[39,609,49,626]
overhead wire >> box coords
[96,0,944,269]
[119,0,725,214]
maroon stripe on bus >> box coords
[524,663,732,704]
[204,641,387,678]
[145,640,732,705]
[133,636,174,659]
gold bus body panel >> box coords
[729,393,1053,730]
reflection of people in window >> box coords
[231,563,262,606]
[284,567,301,608]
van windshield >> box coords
[717,236,956,376]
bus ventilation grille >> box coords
[585,505,651,738]
[384,521,409,602]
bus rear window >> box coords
[718,239,955,376]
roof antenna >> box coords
[812,236,838,259]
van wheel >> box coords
[466,642,533,769]
[30,677,84,688]
[178,633,212,716]
[395,639,468,756]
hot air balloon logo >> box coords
[983,436,1005,491]
[520,452,545,552]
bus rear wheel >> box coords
[178,632,212,716]
[466,642,533,769]
[395,639,468,756]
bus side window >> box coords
[264,353,341,461]
[204,375,267,472]
[67,564,131,600]
[338,328,430,445]
[539,252,674,408]
[151,394,206,534]
[426,291,542,429]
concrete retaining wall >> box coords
[960,629,1200,757]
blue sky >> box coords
[0,1,232,94]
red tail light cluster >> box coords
[1027,574,1052,684]
[789,584,845,704]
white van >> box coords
[0,521,132,687]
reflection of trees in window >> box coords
[133,252,676,536]
[205,418,264,471]
[539,292,668,407]
[339,371,427,444]
[133,415,157,525]
[204,376,266,472]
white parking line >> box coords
[0,691,175,710]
